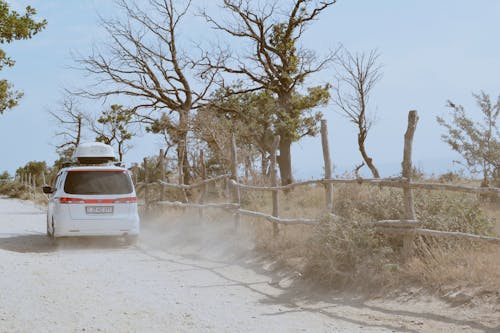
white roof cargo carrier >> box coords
[72,142,117,165]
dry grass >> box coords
[482,201,500,235]
[241,184,325,218]
[406,240,500,292]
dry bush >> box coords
[0,182,49,206]
[303,214,397,291]
[0,182,31,200]
[333,184,494,234]
[246,183,497,293]
[414,190,494,235]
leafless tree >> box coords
[334,48,382,178]
[202,0,336,185]
[48,94,87,155]
[75,0,220,185]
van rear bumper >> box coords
[54,229,140,237]
[53,218,140,237]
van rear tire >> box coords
[47,218,55,238]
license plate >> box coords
[86,206,113,214]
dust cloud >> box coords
[139,209,257,262]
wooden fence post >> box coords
[321,119,334,213]
[230,133,241,228]
[159,149,166,202]
[270,136,280,236]
[32,175,36,201]
[401,110,419,258]
[143,157,150,216]
[28,173,32,199]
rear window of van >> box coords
[64,170,133,195]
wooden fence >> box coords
[137,111,500,254]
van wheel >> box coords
[47,218,55,239]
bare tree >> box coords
[334,49,382,178]
[75,0,219,185]
[202,0,336,185]
[48,94,86,156]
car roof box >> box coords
[72,142,117,165]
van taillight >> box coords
[114,197,137,203]
[59,197,85,204]
[59,197,136,204]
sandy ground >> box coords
[0,197,498,333]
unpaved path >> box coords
[0,197,497,333]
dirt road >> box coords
[0,197,497,333]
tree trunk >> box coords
[481,163,489,187]
[276,92,294,186]
[118,141,123,162]
[261,151,268,177]
[178,109,191,185]
[244,155,252,179]
[177,136,190,185]
[277,134,293,185]
[358,132,380,178]
[76,116,82,146]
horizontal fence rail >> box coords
[153,177,500,197]
[415,229,500,244]
[237,209,320,225]
[136,174,231,190]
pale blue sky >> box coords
[1,0,499,178]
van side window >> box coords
[52,175,59,188]
[54,173,63,190]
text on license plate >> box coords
[86,206,114,214]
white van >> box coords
[43,143,140,243]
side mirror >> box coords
[42,186,53,194]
